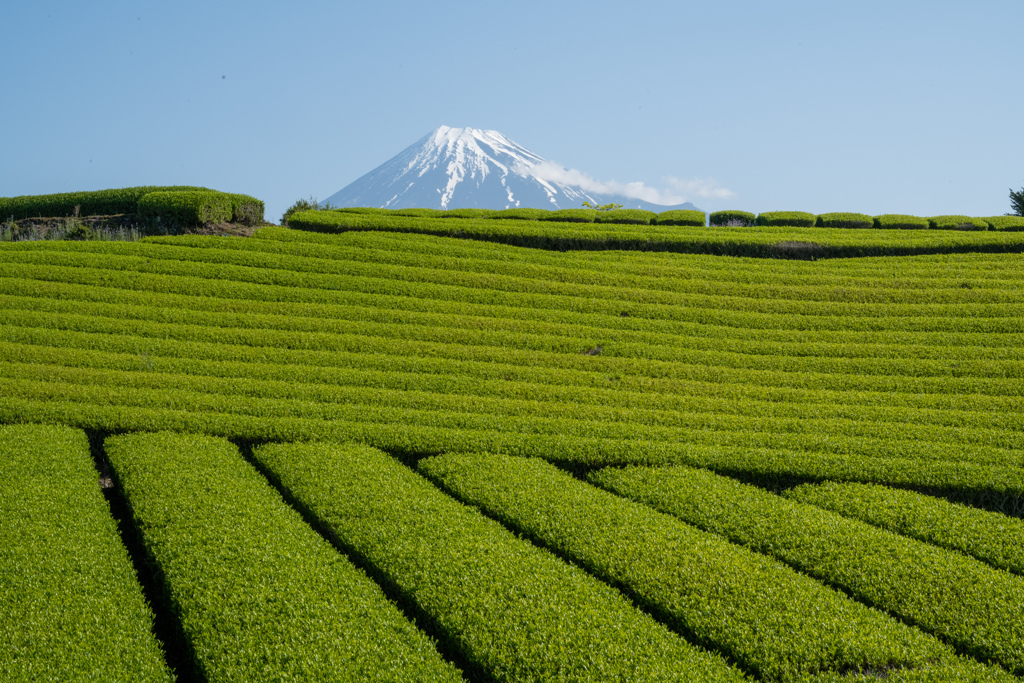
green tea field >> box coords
[3,211,1024,682]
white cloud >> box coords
[514,160,734,205]
[666,177,736,200]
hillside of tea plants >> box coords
[2,208,1024,682]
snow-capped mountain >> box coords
[322,126,702,213]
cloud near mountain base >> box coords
[516,160,735,205]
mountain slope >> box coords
[322,126,701,212]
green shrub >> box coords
[489,207,550,220]
[654,210,706,226]
[816,213,874,229]
[0,186,211,221]
[281,196,322,226]
[391,208,444,218]
[755,211,817,227]
[875,214,930,230]
[421,452,959,682]
[983,216,1024,231]
[593,209,657,225]
[137,190,232,228]
[0,425,172,682]
[542,208,597,223]
[709,210,756,227]
[254,441,743,683]
[105,432,462,682]
[330,207,390,215]
[930,215,989,230]
[439,208,499,219]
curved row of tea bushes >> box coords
[0,185,210,220]
[6,288,1024,397]
[590,465,1024,675]
[3,232,1024,507]
[2,359,1019,469]
[5,332,1023,444]
[786,481,1024,576]
[286,210,1024,256]
[104,431,462,682]
[252,441,743,683]
[0,424,172,682]
[254,226,1024,285]
[15,234,1024,313]
[418,452,961,682]
[8,305,1024,408]
[3,394,1022,514]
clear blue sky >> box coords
[2,0,1021,223]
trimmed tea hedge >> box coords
[222,192,264,225]
[984,216,1024,231]
[875,214,931,230]
[489,207,549,220]
[816,213,874,229]
[755,211,817,227]
[105,431,461,682]
[0,424,172,682]
[0,186,209,221]
[654,209,707,226]
[439,208,499,219]
[930,215,989,231]
[136,191,233,227]
[709,210,755,227]
[593,208,657,225]
[283,208,1024,257]
[591,465,1024,675]
[543,208,597,223]
[786,481,1024,576]
[419,452,960,682]
[253,441,743,683]
[391,208,445,218]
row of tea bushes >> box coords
[0,424,172,682]
[334,205,707,226]
[418,452,964,682]
[787,481,1024,576]
[286,210,1024,257]
[253,441,743,682]
[104,431,462,682]
[591,465,1024,675]
[3,389,1023,512]
[751,212,1024,230]
[327,206,1024,230]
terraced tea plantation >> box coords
[2,215,1024,682]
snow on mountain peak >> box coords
[321,126,702,213]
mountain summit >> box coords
[322,126,701,212]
